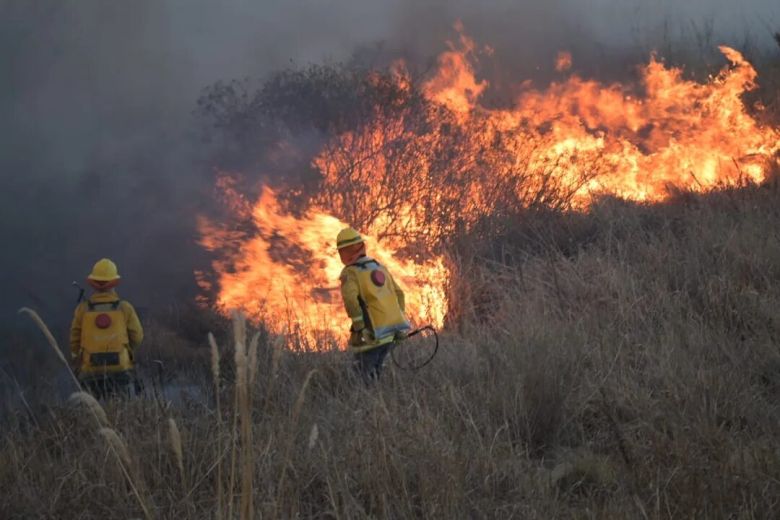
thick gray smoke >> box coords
[0,0,777,344]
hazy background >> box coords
[0,0,777,344]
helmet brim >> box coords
[336,237,364,250]
[87,274,121,282]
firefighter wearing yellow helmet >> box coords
[69,258,144,397]
[337,227,410,380]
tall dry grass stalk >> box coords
[232,310,247,353]
[208,331,223,519]
[290,369,317,425]
[265,334,285,408]
[168,418,186,487]
[226,313,244,519]
[209,332,221,395]
[276,369,318,507]
[236,315,254,520]
[99,427,132,467]
[226,312,254,520]
[248,332,260,386]
[99,427,153,519]
[19,307,80,390]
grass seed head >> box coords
[19,307,81,389]
[168,418,185,478]
[99,427,132,467]
[208,332,220,385]
[68,391,109,427]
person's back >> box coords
[70,258,143,398]
[337,228,409,381]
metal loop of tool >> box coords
[390,325,439,370]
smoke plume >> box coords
[0,0,776,337]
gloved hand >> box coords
[394,329,409,342]
[70,352,82,376]
[350,327,372,346]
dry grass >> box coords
[2,185,780,518]
[168,418,185,486]
[18,307,81,391]
[207,331,224,517]
[68,391,109,427]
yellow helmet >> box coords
[87,258,121,281]
[336,227,364,250]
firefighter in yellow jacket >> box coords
[337,227,410,380]
[69,258,144,397]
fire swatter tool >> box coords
[390,325,439,370]
[72,281,85,304]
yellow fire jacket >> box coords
[69,291,143,375]
[339,256,409,352]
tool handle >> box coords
[72,281,85,304]
[391,325,439,370]
[407,324,434,338]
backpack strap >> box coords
[86,299,122,311]
[351,257,380,270]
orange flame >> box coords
[199,32,779,347]
[422,41,777,203]
[198,185,447,347]
[422,25,488,117]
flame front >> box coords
[418,40,778,204]
[199,32,779,347]
[198,185,448,347]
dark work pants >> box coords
[80,371,142,399]
[353,343,394,382]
